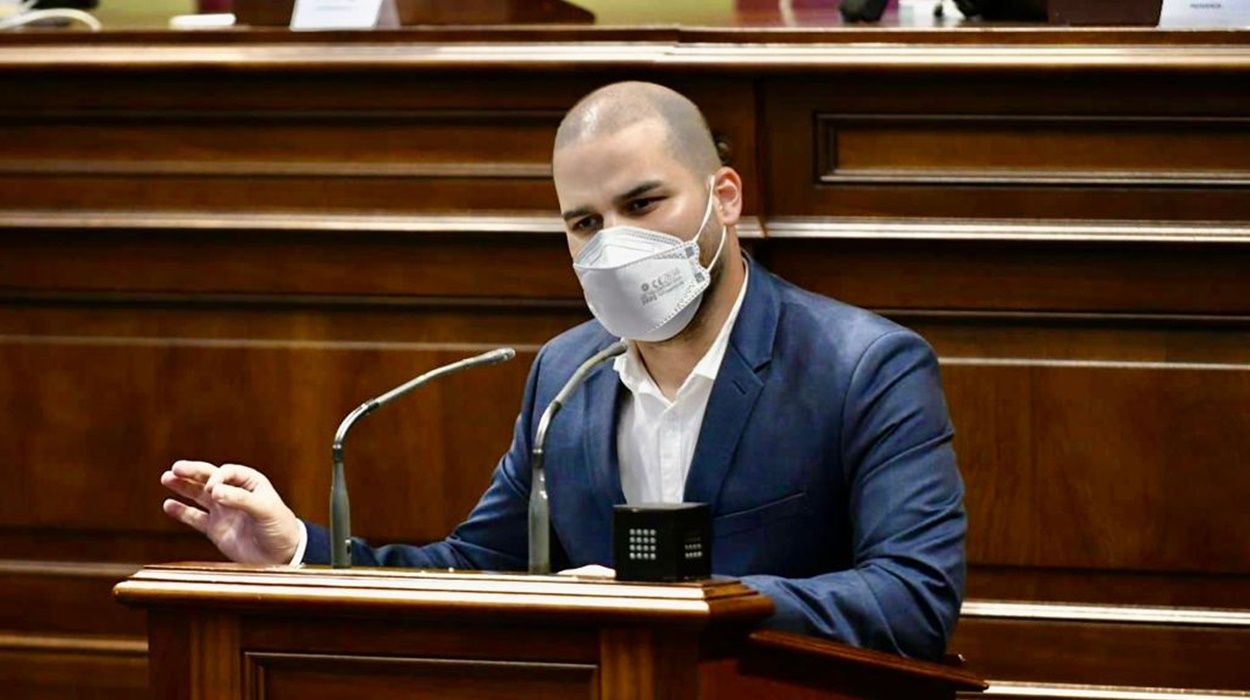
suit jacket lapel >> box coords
[683,257,780,510]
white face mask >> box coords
[572,179,726,342]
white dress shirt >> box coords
[615,265,749,505]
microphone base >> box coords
[613,502,711,582]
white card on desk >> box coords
[290,0,399,31]
[1160,0,1250,27]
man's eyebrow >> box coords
[560,181,666,222]
[561,206,593,222]
[614,180,664,204]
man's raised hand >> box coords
[160,460,301,565]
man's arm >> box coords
[301,347,546,570]
[740,330,967,660]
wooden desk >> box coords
[1,22,1248,699]
[113,563,985,699]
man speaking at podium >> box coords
[159,82,967,661]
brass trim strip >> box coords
[940,358,1249,372]
[765,218,1250,244]
[978,681,1250,699]
[0,559,140,579]
[4,43,1250,71]
[0,632,147,656]
[961,600,1250,627]
[0,159,552,180]
[0,210,767,239]
[0,335,545,354]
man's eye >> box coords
[572,216,600,232]
[627,198,660,214]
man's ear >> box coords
[712,167,744,227]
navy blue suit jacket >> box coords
[305,257,967,660]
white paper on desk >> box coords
[1160,0,1250,27]
[290,0,398,31]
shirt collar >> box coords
[613,263,751,400]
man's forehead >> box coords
[555,120,670,169]
[553,121,696,204]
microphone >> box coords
[529,341,628,574]
[839,0,889,22]
[330,347,516,568]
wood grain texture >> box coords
[241,617,601,663]
[944,361,1250,573]
[760,240,1250,314]
[3,34,1250,73]
[702,631,972,700]
[0,336,535,540]
[2,21,1249,700]
[115,564,775,627]
[119,564,977,699]
[952,616,1250,690]
[0,229,583,298]
[968,682,1250,700]
[190,614,240,700]
[817,115,1250,185]
[964,566,1250,609]
[765,74,1250,222]
[248,653,597,700]
[0,561,143,636]
[599,627,700,699]
[0,633,148,700]
[747,630,985,691]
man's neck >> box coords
[634,251,747,400]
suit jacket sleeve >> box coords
[302,348,549,570]
[739,330,967,660]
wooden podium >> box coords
[114,563,985,699]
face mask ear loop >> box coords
[701,177,727,274]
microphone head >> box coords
[483,347,517,364]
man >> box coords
[160,81,966,660]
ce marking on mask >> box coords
[640,268,686,307]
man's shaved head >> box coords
[554,81,721,178]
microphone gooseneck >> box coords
[529,341,628,574]
[330,347,516,569]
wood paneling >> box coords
[760,240,1250,314]
[0,111,560,169]
[0,75,756,216]
[818,115,1250,184]
[249,653,598,700]
[0,633,148,700]
[952,617,1250,690]
[0,562,142,636]
[946,361,1250,573]
[765,74,1250,222]
[0,332,535,540]
[0,229,583,298]
[1,22,1249,700]
[242,618,601,663]
[966,683,1250,700]
[964,566,1250,609]
[118,564,974,700]
[190,615,241,700]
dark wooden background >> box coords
[1,25,1248,699]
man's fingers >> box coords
[205,463,264,493]
[160,471,213,509]
[162,498,208,533]
[209,482,268,520]
[170,460,217,484]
